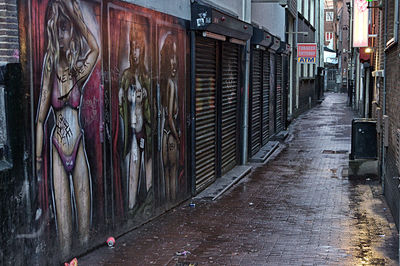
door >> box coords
[262,51,270,145]
[276,54,283,133]
[269,52,276,136]
[282,55,289,129]
[220,42,239,175]
[194,36,217,192]
[250,49,262,156]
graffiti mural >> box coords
[16,0,189,262]
[108,5,153,217]
[158,26,186,203]
[27,0,102,258]
[108,1,188,217]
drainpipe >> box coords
[241,0,251,164]
[242,41,250,164]
[394,0,399,43]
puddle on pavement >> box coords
[347,181,397,264]
[322,150,348,154]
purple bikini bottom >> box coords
[52,133,83,174]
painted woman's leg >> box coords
[72,142,91,246]
[162,133,170,200]
[128,138,140,209]
[145,157,152,191]
[168,135,178,201]
[52,144,72,257]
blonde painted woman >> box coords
[35,0,98,256]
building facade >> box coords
[348,0,400,233]
[373,0,400,230]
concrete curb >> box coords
[194,165,252,200]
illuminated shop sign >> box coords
[353,0,368,47]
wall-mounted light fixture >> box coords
[365,47,373,53]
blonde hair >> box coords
[45,0,84,75]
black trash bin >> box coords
[350,119,377,160]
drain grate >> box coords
[322,150,348,154]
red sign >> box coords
[297,43,317,58]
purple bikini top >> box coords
[52,76,81,111]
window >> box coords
[0,85,11,169]
[325,32,334,41]
[325,0,334,9]
[304,0,309,20]
[326,11,334,21]
[0,65,12,171]
[310,0,315,26]
[298,0,302,13]
[0,86,7,151]
[304,64,308,77]
[387,0,399,47]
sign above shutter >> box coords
[191,2,253,41]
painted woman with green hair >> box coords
[119,25,152,210]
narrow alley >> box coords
[79,93,398,265]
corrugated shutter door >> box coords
[269,53,276,136]
[262,51,270,146]
[221,42,239,175]
[250,49,262,157]
[276,55,283,133]
[195,37,217,192]
[282,55,289,130]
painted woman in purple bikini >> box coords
[35,0,99,256]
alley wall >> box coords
[0,0,307,263]
[2,0,191,263]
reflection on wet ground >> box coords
[80,93,398,265]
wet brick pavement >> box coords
[79,93,399,265]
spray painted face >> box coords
[130,40,141,66]
[170,42,177,78]
[136,86,143,103]
[57,14,72,53]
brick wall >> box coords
[381,0,400,228]
[0,0,19,65]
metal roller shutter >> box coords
[250,49,262,157]
[282,55,289,129]
[276,54,283,133]
[195,37,217,192]
[221,42,239,175]
[269,53,276,137]
[262,51,270,146]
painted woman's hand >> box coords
[36,157,43,181]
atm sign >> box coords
[298,57,316,63]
